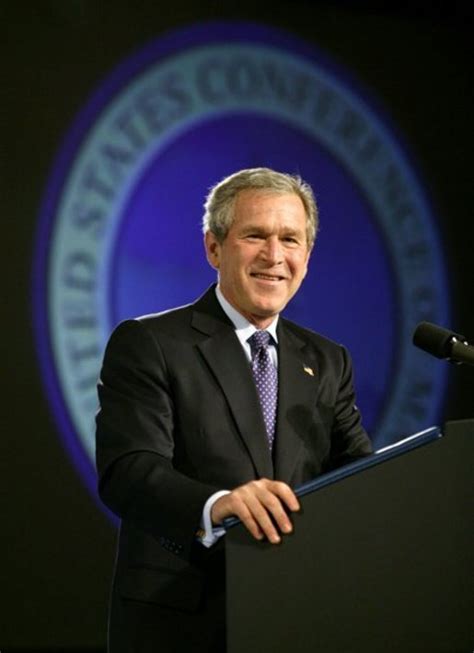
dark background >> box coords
[1,1,472,649]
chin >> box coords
[252,303,281,318]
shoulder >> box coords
[100,305,193,367]
[136,302,194,332]
[110,302,194,340]
[108,285,224,342]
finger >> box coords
[237,508,265,541]
[253,490,293,537]
[265,480,300,512]
[244,495,283,544]
[226,487,282,543]
[212,493,265,541]
[239,485,299,543]
[212,481,299,544]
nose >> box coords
[261,235,283,264]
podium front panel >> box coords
[226,420,474,653]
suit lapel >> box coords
[273,321,320,483]
[191,289,273,479]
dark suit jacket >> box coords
[95,285,372,652]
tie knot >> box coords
[248,330,271,353]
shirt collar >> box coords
[215,285,279,344]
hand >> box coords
[211,478,300,544]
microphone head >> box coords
[412,321,463,359]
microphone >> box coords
[413,322,474,366]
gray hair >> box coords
[202,167,318,248]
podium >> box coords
[225,420,474,652]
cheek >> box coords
[298,252,310,275]
[289,255,308,277]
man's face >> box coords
[205,190,311,328]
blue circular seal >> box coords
[33,21,449,504]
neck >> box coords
[216,285,278,330]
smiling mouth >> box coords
[251,272,286,281]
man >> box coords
[95,167,372,652]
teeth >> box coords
[254,274,280,280]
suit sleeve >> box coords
[327,344,373,469]
[95,319,219,558]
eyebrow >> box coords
[239,225,304,237]
[240,225,266,236]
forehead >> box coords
[232,190,307,228]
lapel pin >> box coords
[303,366,314,376]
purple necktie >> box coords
[248,330,278,450]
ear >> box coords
[204,231,222,270]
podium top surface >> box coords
[296,424,441,498]
[224,425,441,530]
